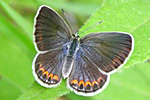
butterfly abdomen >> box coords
[62,56,74,79]
[69,38,79,56]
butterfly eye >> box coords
[72,34,75,37]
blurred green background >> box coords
[0,0,150,100]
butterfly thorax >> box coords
[69,35,80,56]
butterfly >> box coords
[32,5,134,96]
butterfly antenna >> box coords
[80,21,103,34]
[61,8,74,34]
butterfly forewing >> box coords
[67,48,109,96]
[80,32,134,74]
[34,5,72,52]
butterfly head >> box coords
[72,32,80,41]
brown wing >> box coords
[32,46,68,87]
[34,5,72,52]
[67,48,109,96]
[80,32,134,74]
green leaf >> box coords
[0,14,35,100]
[38,0,104,16]
[0,1,33,40]
[0,15,35,56]
[66,62,150,100]
[17,80,69,100]
[0,32,34,90]
[0,76,21,100]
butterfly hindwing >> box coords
[32,46,68,87]
[67,48,110,96]
[34,5,72,52]
[80,32,134,74]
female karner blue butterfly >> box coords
[32,5,134,96]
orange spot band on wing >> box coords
[85,81,92,86]
[98,77,101,83]
[71,79,78,84]
[48,73,53,79]
[53,75,59,81]
[43,71,49,76]
[78,80,85,87]
[92,81,98,86]
[38,35,42,41]
[39,62,42,68]
[39,67,45,72]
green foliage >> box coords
[0,0,150,100]
[0,77,21,100]
[17,81,69,100]
[0,1,33,40]
[38,0,103,16]
[0,1,35,100]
